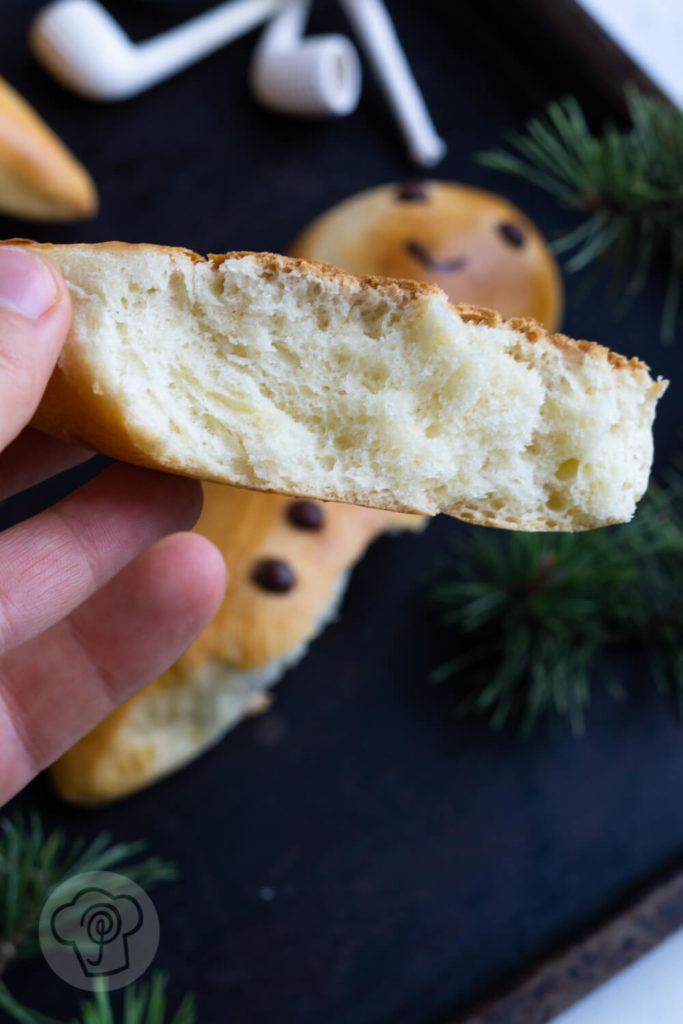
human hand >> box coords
[0,246,227,806]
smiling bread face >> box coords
[290,181,563,330]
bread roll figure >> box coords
[291,180,563,329]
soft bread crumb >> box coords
[20,241,667,532]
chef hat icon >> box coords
[50,886,143,978]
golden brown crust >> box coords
[0,79,98,221]
[450,506,623,533]
[6,237,651,375]
[453,302,651,373]
[209,249,440,305]
[2,239,440,303]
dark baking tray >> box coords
[1,1,680,1022]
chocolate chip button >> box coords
[287,500,324,530]
[397,180,428,202]
[498,222,526,248]
[251,558,296,594]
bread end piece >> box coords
[16,240,667,532]
[48,647,311,805]
[0,79,98,221]
[49,481,424,805]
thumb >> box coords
[0,245,71,452]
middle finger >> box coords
[0,462,202,655]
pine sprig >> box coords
[478,91,683,338]
[0,974,195,1024]
[84,976,195,1024]
[0,815,176,974]
[0,981,66,1024]
[430,464,683,734]
[0,817,189,1024]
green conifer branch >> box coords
[430,462,683,734]
[0,815,188,1024]
[0,814,176,973]
[478,90,683,338]
[0,974,195,1024]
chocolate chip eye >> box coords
[498,222,526,248]
[396,181,428,202]
[251,559,296,594]
[287,500,324,530]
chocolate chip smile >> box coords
[405,239,467,273]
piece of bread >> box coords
[0,78,97,221]
[49,484,421,804]
[10,239,666,531]
[290,181,564,330]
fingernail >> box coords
[0,247,58,319]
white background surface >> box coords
[576,0,683,107]
[551,928,683,1023]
